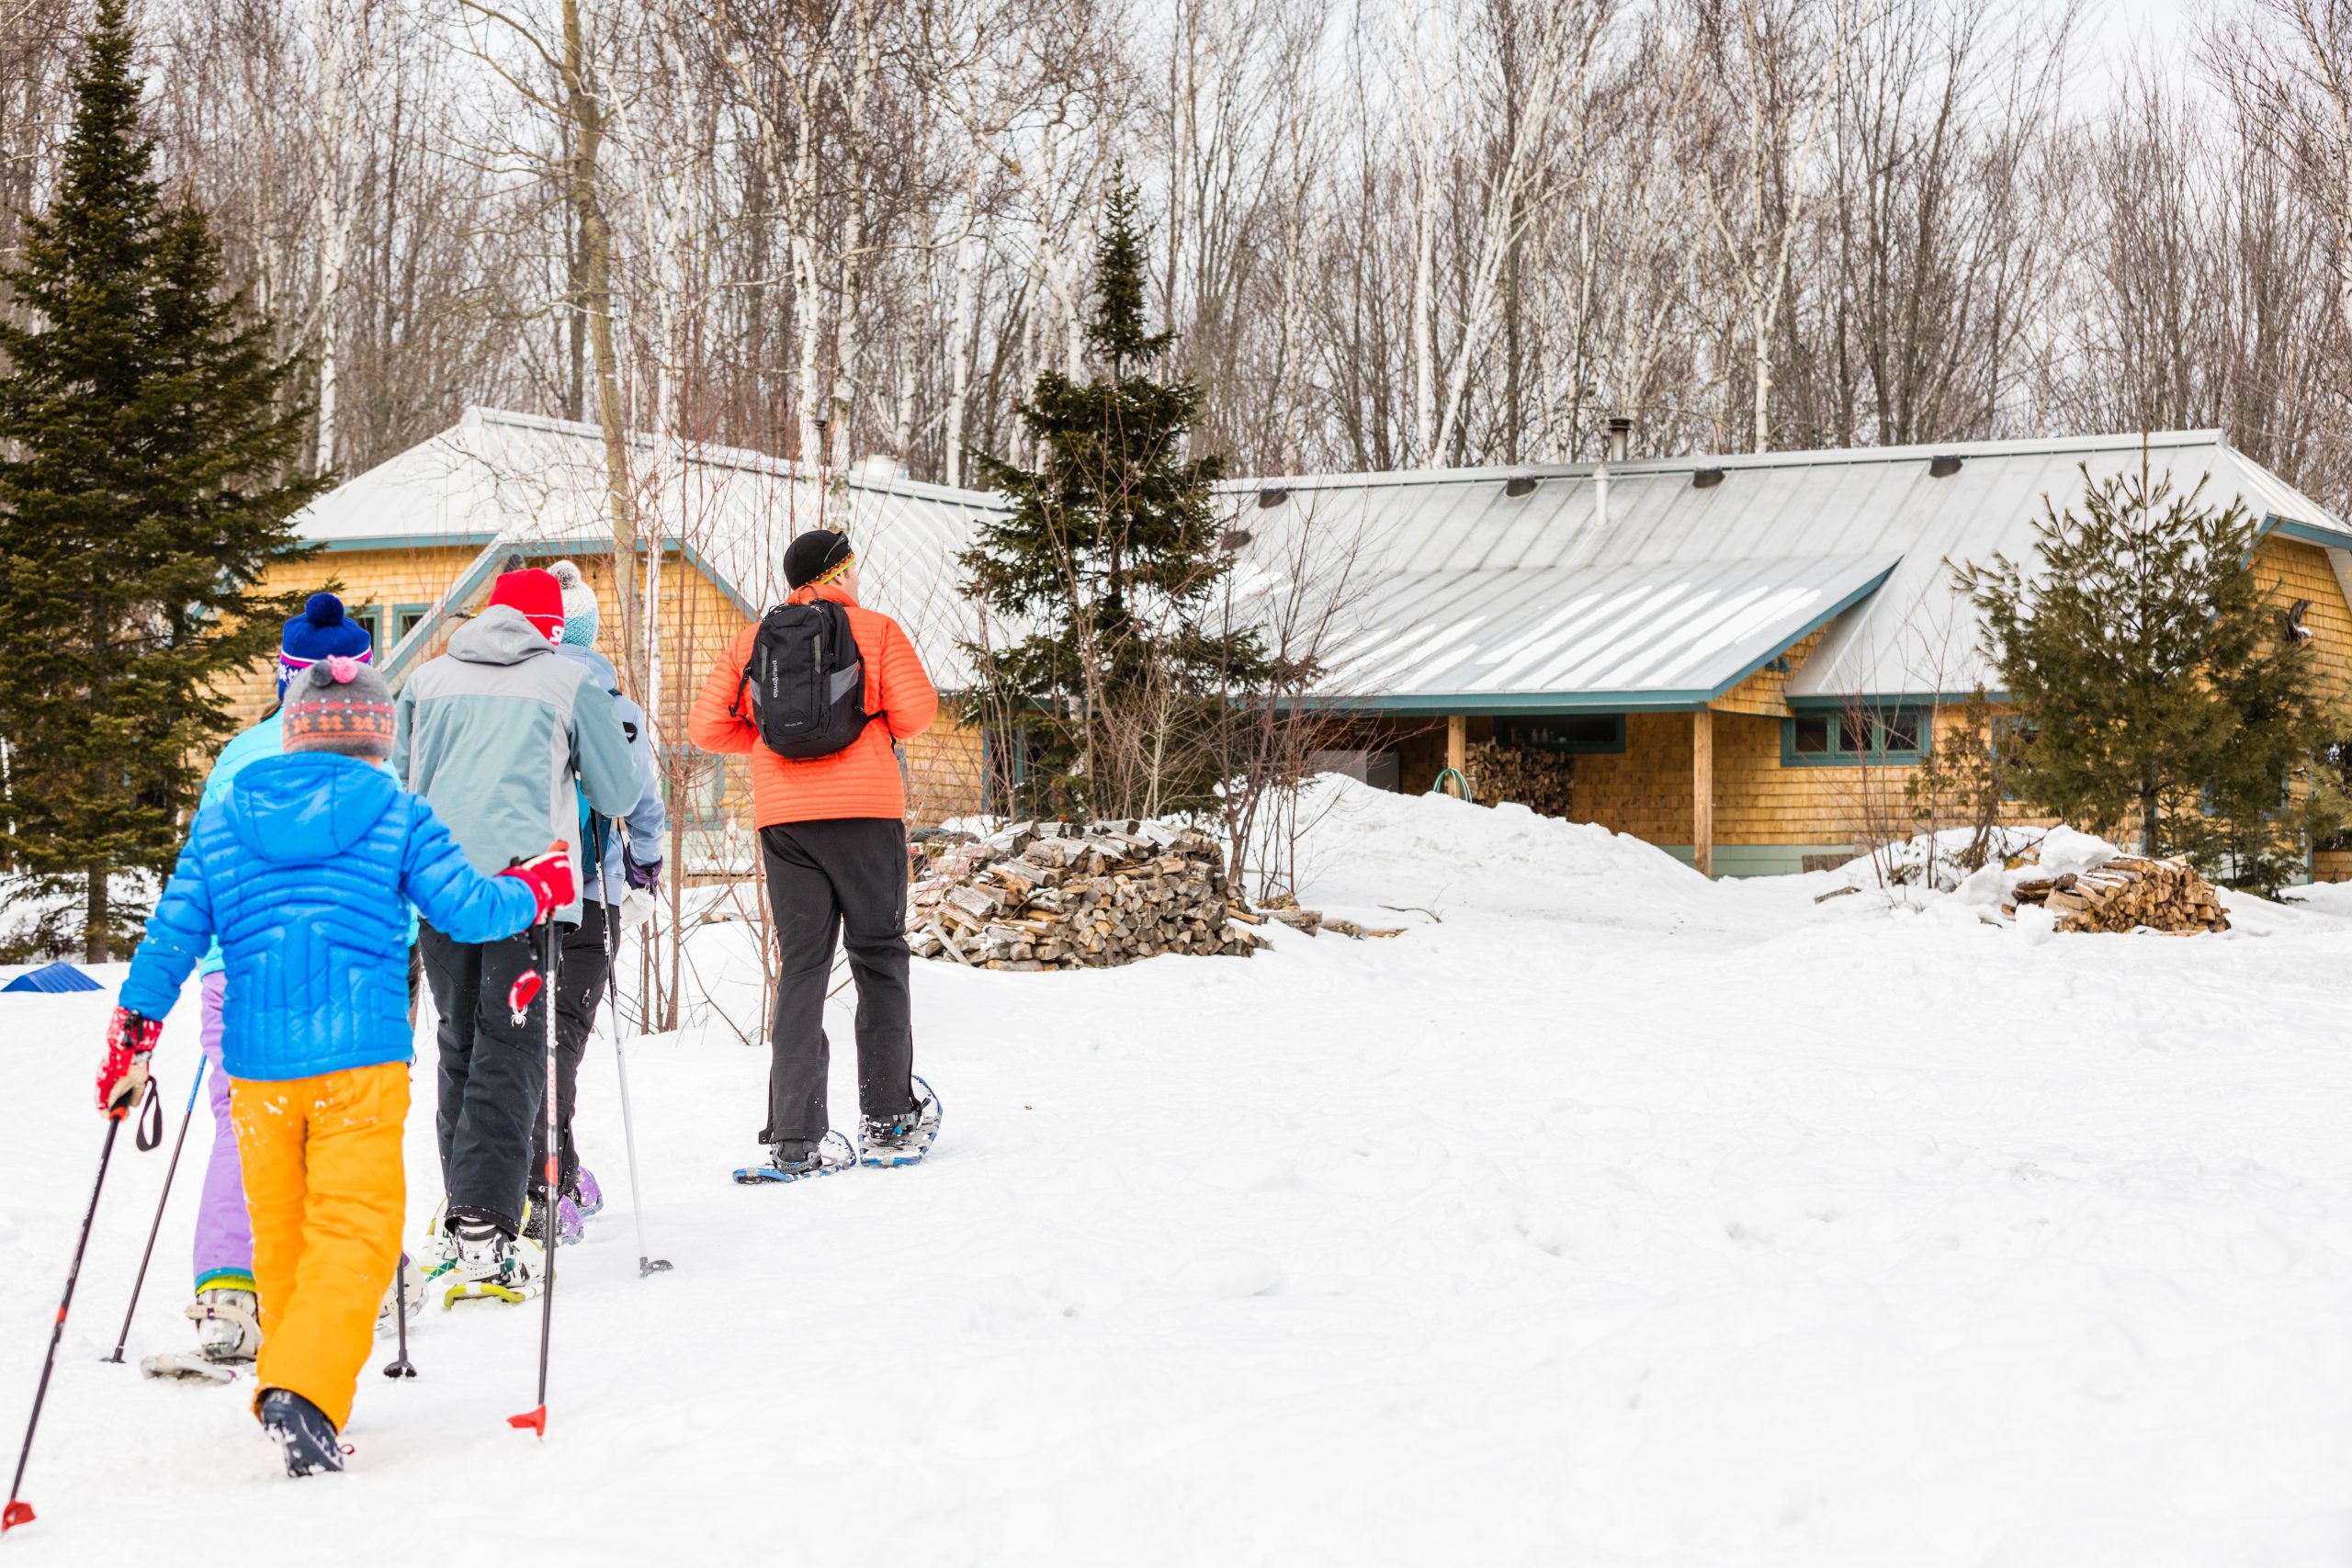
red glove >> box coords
[499,841,577,924]
[97,1007,163,1118]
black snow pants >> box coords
[760,818,915,1145]
[423,921,556,1235]
[533,900,619,1201]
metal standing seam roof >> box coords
[1221,430,2352,706]
[295,418,2352,707]
[289,408,1009,688]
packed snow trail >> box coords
[4,784,2351,1564]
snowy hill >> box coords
[5,783,2352,1563]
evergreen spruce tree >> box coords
[962,172,1271,818]
[1956,458,2346,894]
[0,0,322,960]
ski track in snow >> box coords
[4,782,2351,1564]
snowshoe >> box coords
[375,1257,426,1337]
[733,1130,856,1186]
[140,1352,236,1385]
[440,1219,543,1308]
[258,1388,345,1478]
[858,1077,943,1168]
[573,1166,605,1218]
[187,1287,259,1364]
[521,1192,585,1248]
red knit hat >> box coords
[487,568,565,644]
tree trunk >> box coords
[563,0,640,694]
[84,866,108,964]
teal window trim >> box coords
[1493,714,1626,755]
[390,602,432,644]
[1781,705,1932,767]
[346,603,387,651]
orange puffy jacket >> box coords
[686,582,939,825]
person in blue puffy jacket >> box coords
[98,658,575,1477]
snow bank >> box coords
[1285,773,1713,925]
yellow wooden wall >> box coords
[214,547,482,729]
[2256,537,2352,696]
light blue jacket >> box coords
[553,644,665,902]
[194,714,407,976]
[121,754,540,1081]
[392,608,639,925]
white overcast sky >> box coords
[2075,0,2206,105]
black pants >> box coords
[534,901,618,1199]
[422,921,556,1235]
[761,819,914,1145]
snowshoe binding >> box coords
[258,1388,345,1477]
[440,1217,543,1307]
[144,1284,260,1382]
[416,1199,462,1295]
[572,1166,605,1218]
[859,1077,943,1168]
[733,1129,856,1186]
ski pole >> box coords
[382,1250,416,1380]
[509,913,561,1438]
[104,1052,209,1364]
[6,1087,158,1533]
[597,818,671,1278]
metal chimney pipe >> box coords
[1595,415,1634,528]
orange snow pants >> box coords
[231,1062,409,1433]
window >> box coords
[390,604,432,647]
[1493,715,1626,755]
[666,748,732,829]
[1781,706,1931,766]
[345,604,385,652]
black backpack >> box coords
[731,598,870,760]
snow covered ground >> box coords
[5,779,2352,1564]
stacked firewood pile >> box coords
[2007,854,2230,933]
[1464,739,1575,817]
[906,820,1267,970]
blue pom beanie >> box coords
[277,592,374,700]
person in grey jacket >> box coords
[392,567,639,1296]
[535,560,667,1237]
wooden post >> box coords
[1692,708,1713,878]
[1447,714,1467,782]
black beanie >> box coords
[784,530,854,589]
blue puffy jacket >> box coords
[120,752,544,1082]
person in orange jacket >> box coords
[687,529,940,1177]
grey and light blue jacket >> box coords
[392,607,641,926]
[553,643,666,902]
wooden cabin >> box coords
[1224,431,2352,877]
[220,409,1005,864]
[228,420,2352,881]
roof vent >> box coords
[1692,468,1725,490]
[1257,487,1290,510]
[1928,455,1962,479]
[1504,475,1538,498]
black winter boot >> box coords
[259,1388,345,1477]
[764,1138,820,1174]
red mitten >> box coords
[498,842,577,924]
[96,1007,163,1118]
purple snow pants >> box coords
[193,973,254,1292]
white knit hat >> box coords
[548,560,600,647]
